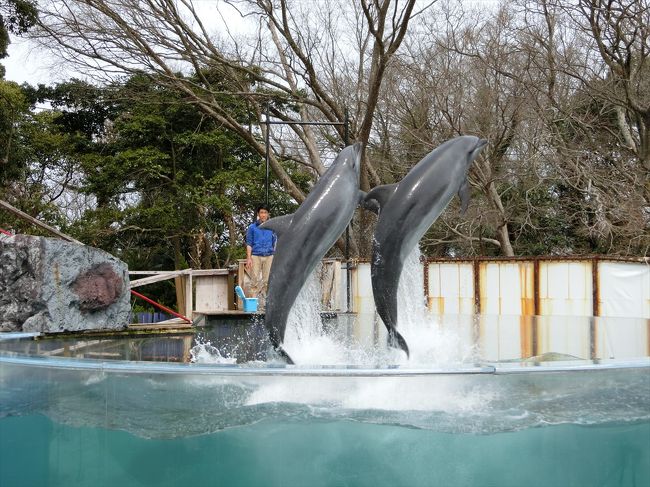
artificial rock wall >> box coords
[0,234,131,333]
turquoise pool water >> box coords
[1,414,648,487]
[1,314,649,487]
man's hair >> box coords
[256,205,270,214]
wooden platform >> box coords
[127,311,349,331]
[193,309,261,317]
[192,310,259,327]
[192,310,344,327]
[127,317,194,333]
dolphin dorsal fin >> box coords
[457,138,485,215]
[260,214,294,237]
[359,190,380,214]
[361,183,398,214]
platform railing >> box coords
[129,268,235,322]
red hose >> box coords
[0,228,12,236]
[130,289,192,323]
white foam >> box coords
[190,339,237,364]
[244,375,497,413]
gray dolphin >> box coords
[261,143,364,364]
[365,135,488,357]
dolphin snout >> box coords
[468,138,488,162]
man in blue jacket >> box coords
[245,205,277,311]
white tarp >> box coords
[599,261,650,318]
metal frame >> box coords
[263,108,352,310]
[263,108,349,207]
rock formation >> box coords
[0,234,131,333]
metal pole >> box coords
[344,108,351,313]
[265,106,271,207]
[265,120,345,126]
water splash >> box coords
[279,248,476,367]
[282,264,352,365]
[395,248,479,366]
[190,338,237,364]
[246,248,479,369]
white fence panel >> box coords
[539,262,592,316]
[351,262,374,314]
[598,262,650,318]
[479,262,534,316]
[427,262,474,314]
[344,258,648,320]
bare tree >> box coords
[570,0,650,168]
[33,0,431,190]
[376,2,526,255]
[521,0,649,253]
[33,0,318,201]
[369,0,648,256]
[26,0,648,257]
[31,0,434,256]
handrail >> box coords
[129,271,185,288]
[0,200,84,244]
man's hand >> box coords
[245,257,253,271]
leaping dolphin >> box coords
[261,143,364,364]
[365,136,488,357]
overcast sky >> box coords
[2,0,250,85]
[4,38,59,85]
[3,0,501,86]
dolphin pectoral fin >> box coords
[363,183,398,214]
[388,328,410,358]
[261,214,294,237]
[458,180,471,214]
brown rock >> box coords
[72,263,124,311]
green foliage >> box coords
[18,74,300,274]
[0,78,26,172]
[1,83,78,234]
[0,72,300,284]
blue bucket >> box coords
[235,286,258,313]
[242,298,258,313]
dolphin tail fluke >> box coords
[267,324,294,364]
[388,328,410,359]
[275,345,295,365]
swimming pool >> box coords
[1,313,648,487]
